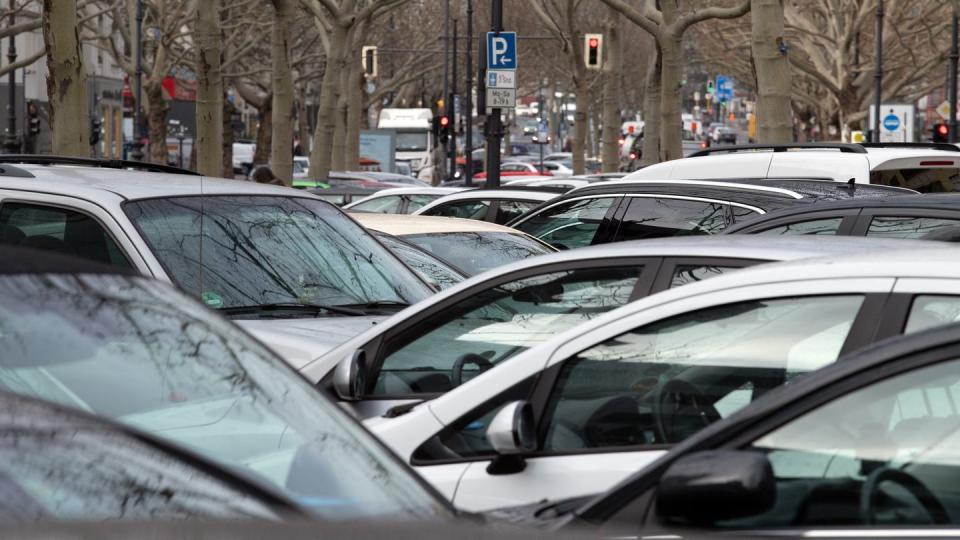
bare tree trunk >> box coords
[331,68,348,171]
[308,27,345,179]
[571,76,589,174]
[296,93,310,154]
[222,95,236,178]
[146,82,169,164]
[752,0,792,142]
[195,0,223,176]
[345,62,364,169]
[42,0,87,156]
[253,99,272,166]
[658,33,683,161]
[642,46,661,167]
[601,13,621,173]
[270,0,295,185]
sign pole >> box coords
[485,0,504,189]
[449,19,458,181]
[950,8,959,143]
[464,0,474,186]
[872,0,883,143]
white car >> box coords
[0,157,435,371]
[325,243,959,512]
[628,142,960,191]
[350,213,555,276]
[344,187,464,214]
[504,177,590,190]
[414,189,558,225]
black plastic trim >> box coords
[0,155,201,176]
[689,143,868,157]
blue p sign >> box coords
[486,32,517,70]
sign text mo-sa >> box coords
[486,32,517,70]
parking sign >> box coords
[486,32,517,70]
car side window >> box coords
[756,217,844,236]
[351,196,403,214]
[423,200,490,220]
[615,197,729,241]
[0,203,131,267]
[669,265,741,288]
[904,295,960,334]
[371,267,646,397]
[406,194,438,213]
[514,196,619,249]
[494,200,539,224]
[866,216,960,241]
[539,296,866,452]
[726,358,960,528]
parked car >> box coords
[507,178,912,250]
[627,142,960,191]
[329,243,956,511]
[505,177,590,191]
[535,317,960,535]
[0,156,434,371]
[0,246,453,521]
[371,232,468,290]
[724,192,960,240]
[414,189,560,225]
[712,126,737,144]
[344,187,464,214]
[350,213,555,276]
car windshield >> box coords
[125,196,431,312]
[396,131,428,152]
[402,231,553,275]
[0,273,450,520]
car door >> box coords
[851,207,960,241]
[609,195,743,243]
[443,280,893,511]
[511,195,624,249]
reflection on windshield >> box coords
[124,196,431,311]
[403,232,553,275]
[0,274,448,520]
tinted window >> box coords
[540,296,865,450]
[867,216,960,240]
[376,233,464,289]
[757,217,844,236]
[515,196,618,249]
[616,197,728,241]
[407,194,439,213]
[670,265,741,288]
[404,231,552,275]
[372,267,645,396]
[350,196,403,214]
[0,203,131,267]
[905,295,960,334]
[423,200,490,220]
[870,168,960,193]
[125,196,430,310]
[495,200,540,224]
[734,359,960,527]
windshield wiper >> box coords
[219,303,366,317]
[336,300,412,314]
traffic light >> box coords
[933,122,949,143]
[89,117,101,146]
[26,100,39,135]
[584,33,603,70]
[432,115,451,143]
[707,79,715,95]
[361,45,377,77]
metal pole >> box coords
[484,0,503,189]
[449,18,457,181]
[440,0,449,180]
[131,0,145,161]
[538,82,544,172]
[4,0,17,153]
[950,9,959,143]
[872,0,883,143]
[464,0,474,186]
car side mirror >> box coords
[333,350,367,401]
[656,450,775,525]
[485,401,537,476]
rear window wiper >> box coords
[218,303,366,317]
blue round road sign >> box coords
[883,114,901,131]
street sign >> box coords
[869,104,914,143]
[486,32,517,70]
[882,113,901,132]
[937,100,952,120]
[716,75,734,102]
[486,88,516,108]
[486,70,516,89]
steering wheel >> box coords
[450,353,494,388]
[859,467,950,525]
[653,379,721,444]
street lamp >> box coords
[3,0,18,154]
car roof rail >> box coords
[688,143,868,157]
[858,142,960,152]
[0,155,202,176]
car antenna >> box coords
[846,178,856,194]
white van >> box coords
[378,108,434,175]
[626,142,960,192]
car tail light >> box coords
[629,153,637,160]
[919,160,955,166]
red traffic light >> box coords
[439,116,450,127]
[938,124,949,136]
[588,37,599,48]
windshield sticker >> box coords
[201,291,223,308]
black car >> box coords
[500,321,960,536]
[724,192,960,241]
[507,178,912,250]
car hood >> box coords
[483,495,592,530]
[236,316,386,371]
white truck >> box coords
[377,108,434,177]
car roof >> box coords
[0,163,299,203]
[349,213,524,235]
[416,189,558,208]
[345,186,462,199]
[0,246,138,276]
